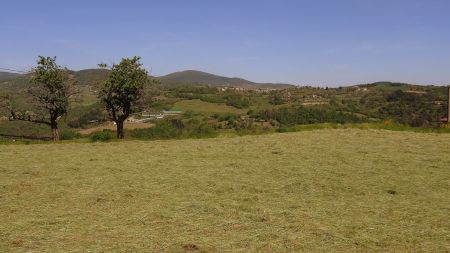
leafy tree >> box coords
[269,92,284,105]
[99,56,150,138]
[7,56,72,141]
[378,90,441,127]
[225,94,250,108]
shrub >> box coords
[60,130,82,140]
[130,121,179,140]
[254,105,366,125]
[225,94,250,109]
[269,93,284,105]
[67,106,104,128]
[89,130,115,142]
[183,110,196,118]
[130,119,218,140]
[183,122,217,138]
[217,113,238,122]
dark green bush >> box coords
[269,93,285,105]
[60,130,82,140]
[130,121,179,140]
[89,130,115,142]
[225,94,250,109]
[216,113,238,122]
[254,105,366,125]
[67,105,104,128]
[183,122,217,138]
[130,119,218,140]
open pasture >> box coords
[0,129,449,252]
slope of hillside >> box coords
[0,129,449,252]
[0,69,110,92]
[0,71,21,81]
[0,75,31,94]
[158,70,295,89]
[159,70,253,86]
[0,69,108,107]
[73,69,110,87]
[1,69,294,93]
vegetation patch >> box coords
[172,99,245,116]
[130,119,217,140]
[89,130,116,142]
[253,105,367,125]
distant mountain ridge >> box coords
[1,69,296,89]
[157,70,296,89]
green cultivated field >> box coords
[1,129,449,252]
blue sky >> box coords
[1,0,450,86]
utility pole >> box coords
[448,86,450,123]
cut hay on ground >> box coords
[1,129,449,252]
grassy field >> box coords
[172,99,246,116]
[1,129,449,252]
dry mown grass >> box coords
[0,129,449,252]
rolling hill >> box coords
[72,69,110,87]
[1,69,295,90]
[0,71,21,81]
[157,70,296,89]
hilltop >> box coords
[0,69,295,91]
[157,70,295,89]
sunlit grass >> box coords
[1,129,449,252]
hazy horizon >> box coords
[1,0,450,86]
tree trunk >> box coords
[116,120,125,139]
[51,122,60,141]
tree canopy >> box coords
[8,56,72,140]
[99,56,150,138]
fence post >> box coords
[448,86,450,123]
